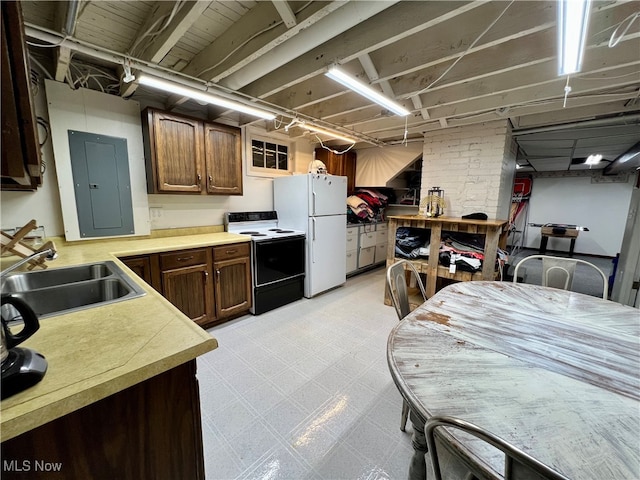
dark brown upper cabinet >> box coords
[142,108,242,196]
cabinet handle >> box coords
[216,269,221,281]
[177,256,194,262]
[208,174,213,186]
[197,174,202,186]
[225,249,237,255]
[204,271,209,283]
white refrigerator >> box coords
[274,174,347,298]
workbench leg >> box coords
[408,410,427,480]
[539,235,548,254]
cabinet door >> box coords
[160,249,214,326]
[204,123,242,195]
[214,256,251,319]
[149,110,203,193]
[162,264,214,325]
[1,1,42,190]
[120,255,152,285]
[315,149,356,194]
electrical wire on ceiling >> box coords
[315,136,355,155]
[128,0,184,57]
[195,1,314,78]
[413,0,515,96]
[608,11,640,48]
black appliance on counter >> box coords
[225,211,305,315]
[1,295,48,399]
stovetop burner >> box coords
[225,211,305,242]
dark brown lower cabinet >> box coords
[159,248,215,326]
[119,243,251,329]
[1,360,205,480]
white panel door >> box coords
[309,174,347,217]
[306,214,346,297]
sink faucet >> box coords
[0,248,58,278]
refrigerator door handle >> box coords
[311,218,316,263]
[312,190,316,216]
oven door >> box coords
[254,236,305,286]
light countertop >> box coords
[1,230,250,442]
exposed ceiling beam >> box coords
[219,1,399,91]
[240,0,488,99]
[272,1,297,28]
[120,1,209,97]
[53,0,79,82]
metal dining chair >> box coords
[425,416,570,480]
[386,259,427,431]
[512,254,608,299]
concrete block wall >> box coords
[421,120,515,220]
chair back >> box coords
[512,254,608,299]
[386,260,427,320]
[425,416,570,480]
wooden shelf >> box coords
[385,215,508,301]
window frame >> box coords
[244,127,294,178]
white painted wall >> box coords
[1,79,64,237]
[355,142,423,187]
[421,120,515,219]
[147,127,315,230]
[523,174,635,257]
[45,80,151,240]
[0,78,315,236]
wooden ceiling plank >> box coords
[139,1,210,63]
[372,1,555,83]
[240,1,486,99]
[182,1,340,81]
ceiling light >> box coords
[138,75,276,120]
[585,154,602,165]
[301,123,357,144]
[325,67,410,116]
[557,0,592,75]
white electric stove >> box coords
[224,211,305,314]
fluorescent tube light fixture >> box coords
[557,0,592,75]
[325,67,410,116]
[138,75,276,120]
[585,154,602,165]
[302,123,356,144]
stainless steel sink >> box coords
[2,262,113,292]
[1,261,145,318]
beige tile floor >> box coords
[198,267,414,480]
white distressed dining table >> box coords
[387,281,640,480]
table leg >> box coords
[408,410,427,480]
[569,238,576,257]
[539,235,548,254]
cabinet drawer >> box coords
[213,242,250,261]
[346,234,358,251]
[360,232,376,248]
[358,246,375,268]
[346,251,358,273]
[160,248,209,270]
[347,226,359,238]
[375,243,387,263]
[375,229,388,244]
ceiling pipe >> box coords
[24,23,384,146]
[513,113,640,136]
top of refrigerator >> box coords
[274,174,347,219]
